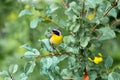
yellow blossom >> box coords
[24,5,30,9]
[86,13,95,21]
[88,53,103,64]
[93,57,103,64]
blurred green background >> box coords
[0,0,120,79]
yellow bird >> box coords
[50,29,63,45]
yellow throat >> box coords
[50,30,63,44]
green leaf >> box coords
[58,55,68,62]
[21,44,32,51]
[40,48,50,55]
[101,73,108,79]
[69,23,76,31]
[74,77,82,80]
[100,17,109,24]
[108,8,117,18]
[104,56,113,69]
[40,55,67,76]
[24,51,36,59]
[85,0,102,8]
[40,39,53,51]
[63,35,76,45]
[69,23,80,32]
[40,58,47,74]
[90,72,97,80]
[40,57,53,73]
[61,69,73,79]
[19,73,28,80]
[80,37,90,48]
[0,70,9,76]
[59,43,67,51]
[118,0,120,10]
[73,24,80,33]
[69,1,76,7]
[9,64,18,74]
[18,9,33,17]
[65,1,79,20]
[22,44,40,55]
[24,61,36,75]
[4,77,12,80]
[66,47,79,54]
[46,3,59,14]
[31,48,40,55]
[68,55,76,69]
[30,17,44,29]
[108,72,120,80]
[98,27,116,40]
[46,57,53,69]
[114,67,120,73]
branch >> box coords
[36,13,62,28]
[35,52,70,59]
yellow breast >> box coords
[50,34,63,44]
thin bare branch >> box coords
[110,19,120,28]
[62,0,67,9]
[103,0,118,17]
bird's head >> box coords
[52,29,61,36]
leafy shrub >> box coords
[1,0,120,80]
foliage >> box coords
[1,0,120,80]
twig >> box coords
[103,0,118,17]
[110,19,120,28]
[90,24,97,33]
[62,0,67,9]
[84,66,88,75]
[42,16,58,24]
[103,6,114,17]
[96,33,103,40]
[70,32,76,37]
[35,52,70,59]
[81,0,85,16]
[36,13,63,28]
[90,0,119,33]
[80,0,85,29]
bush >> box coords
[1,0,120,80]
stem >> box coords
[81,0,85,17]
[62,0,67,9]
[90,24,97,33]
[35,52,70,59]
[36,13,63,28]
[103,0,118,17]
[103,6,114,17]
[110,19,120,28]
[8,71,14,80]
[96,33,103,40]
[80,0,85,26]
[84,66,88,75]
